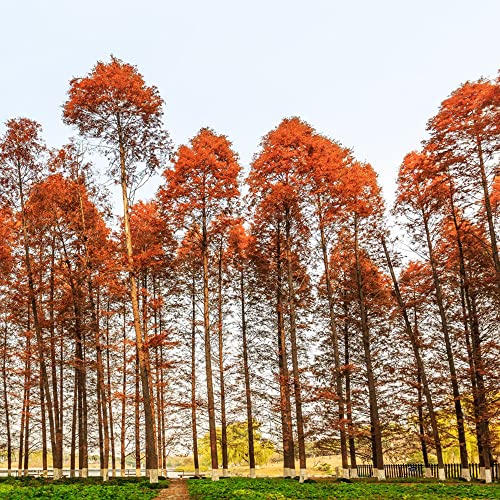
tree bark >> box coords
[381,236,445,479]
[354,216,384,480]
[217,242,229,477]
[276,221,295,477]
[284,211,307,482]
[342,307,357,477]
[2,327,12,475]
[118,118,158,482]
[190,274,200,476]
[240,267,256,478]
[316,200,349,477]
[201,206,219,481]
[421,211,469,476]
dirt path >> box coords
[156,479,190,499]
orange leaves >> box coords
[129,200,174,272]
[63,56,170,179]
[427,79,500,154]
[249,117,313,207]
[0,118,46,207]
[160,127,240,229]
[395,151,449,218]
[340,160,384,221]
[63,56,163,135]
[0,208,14,275]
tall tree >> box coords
[63,57,170,482]
[395,151,471,480]
[228,222,257,478]
[305,134,351,478]
[340,161,387,480]
[248,117,313,481]
[159,127,240,480]
[381,239,446,480]
[0,118,65,479]
[427,79,500,293]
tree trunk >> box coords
[70,371,77,478]
[354,216,384,480]
[217,242,229,477]
[120,310,127,477]
[17,165,60,479]
[190,275,200,476]
[381,236,445,479]
[2,327,12,475]
[201,207,219,481]
[417,374,430,470]
[447,190,491,481]
[18,335,28,477]
[90,284,110,481]
[342,307,357,477]
[284,211,307,482]
[151,275,163,476]
[276,221,295,477]
[105,303,116,478]
[135,350,141,477]
[240,267,256,478]
[470,293,493,481]
[421,211,469,477]
[118,120,158,482]
[316,201,349,478]
[48,237,63,480]
[40,365,47,476]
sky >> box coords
[1,0,499,207]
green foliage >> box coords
[314,463,333,474]
[0,477,167,499]
[406,451,438,464]
[187,477,500,499]
[198,421,275,467]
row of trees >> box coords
[0,58,498,484]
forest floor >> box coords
[186,477,500,499]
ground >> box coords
[186,477,500,499]
[0,476,498,499]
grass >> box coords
[187,477,500,499]
[0,476,168,499]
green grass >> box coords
[0,476,168,499]
[187,477,500,499]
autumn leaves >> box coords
[0,56,498,485]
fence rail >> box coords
[355,463,498,481]
[0,468,182,478]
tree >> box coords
[0,118,65,479]
[198,422,275,468]
[340,160,387,480]
[304,133,351,478]
[381,239,446,479]
[427,78,500,293]
[227,222,257,478]
[63,56,171,482]
[395,151,471,480]
[159,127,240,480]
[248,117,314,481]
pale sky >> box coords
[1,0,499,207]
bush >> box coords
[187,477,500,500]
[0,477,169,499]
